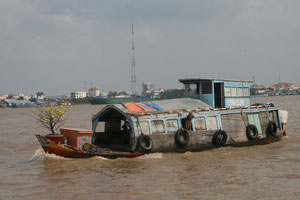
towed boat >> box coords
[36,78,288,159]
[36,134,145,159]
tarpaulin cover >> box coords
[142,101,164,111]
[121,102,148,112]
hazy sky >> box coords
[0,0,299,96]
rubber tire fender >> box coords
[212,130,228,146]
[246,125,259,140]
[175,128,190,147]
[267,122,277,137]
[137,134,153,153]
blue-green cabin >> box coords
[179,78,253,108]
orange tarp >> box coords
[123,102,148,113]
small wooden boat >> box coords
[36,134,145,159]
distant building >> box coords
[153,88,165,96]
[36,92,45,101]
[143,88,165,98]
[7,94,19,100]
[0,94,7,101]
[31,93,37,99]
[142,82,154,92]
[271,82,293,91]
[142,82,155,96]
[101,92,108,97]
[71,91,87,99]
[18,93,30,100]
[23,94,30,101]
[88,87,100,97]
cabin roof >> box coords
[92,98,212,121]
[114,98,211,113]
[179,78,253,83]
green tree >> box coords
[159,89,185,99]
[30,98,38,102]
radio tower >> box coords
[131,23,137,95]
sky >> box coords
[0,0,299,96]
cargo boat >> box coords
[36,78,288,159]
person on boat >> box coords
[122,120,131,132]
[186,112,194,131]
[122,120,132,144]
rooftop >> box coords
[179,78,253,83]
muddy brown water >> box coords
[1,96,300,200]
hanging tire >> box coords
[137,134,153,153]
[175,128,190,147]
[267,122,277,137]
[246,125,259,140]
[212,130,227,146]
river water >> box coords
[0,96,300,200]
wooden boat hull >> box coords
[36,135,145,159]
[36,131,284,159]
[229,131,284,147]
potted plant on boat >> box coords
[34,104,68,144]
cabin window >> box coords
[225,87,250,97]
[201,82,212,94]
[135,121,150,136]
[166,119,179,133]
[151,120,165,134]
[231,87,237,97]
[243,88,250,96]
[207,116,218,130]
[194,117,207,130]
[237,88,244,97]
[187,83,198,95]
[225,87,231,97]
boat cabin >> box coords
[179,78,253,108]
[91,98,282,153]
[91,98,211,150]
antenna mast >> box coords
[131,23,137,95]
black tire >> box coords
[212,130,227,146]
[137,134,153,153]
[246,125,259,140]
[267,122,277,137]
[175,128,190,147]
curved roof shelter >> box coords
[91,98,211,131]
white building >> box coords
[88,87,100,97]
[71,91,87,99]
[18,93,30,100]
[142,82,155,92]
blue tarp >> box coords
[142,102,164,111]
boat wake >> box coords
[94,156,109,160]
[28,148,70,162]
[138,152,163,159]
